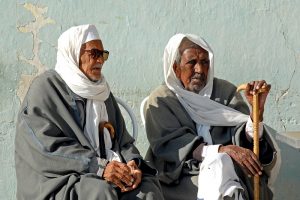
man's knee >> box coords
[121,175,163,200]
[200,152,237,179]
[97,180,118,199]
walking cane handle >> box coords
[99,122,115,139]
[236,83,271,93]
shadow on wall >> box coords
[273,140,300,200]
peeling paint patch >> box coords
[16,3,55,103]
[16,74,35,104]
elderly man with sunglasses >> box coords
[144,34,281,200]
[15,24,163,200]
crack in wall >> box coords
[274,10,298,131]
[16,3,55,102]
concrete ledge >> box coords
[276,132,300,150]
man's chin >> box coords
[188,84,205,94]
[88,75,101,82]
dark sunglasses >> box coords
[84,49,109,61]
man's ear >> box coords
[173,63,181,78]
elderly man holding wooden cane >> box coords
[15,24,164,200]
[144,34,281,200]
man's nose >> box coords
[96,56,104,64]
[194,62,205,73]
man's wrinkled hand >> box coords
[219,145,263,177]
[244,80,270,121]
[103,161,135,192]
[126,160,142,190]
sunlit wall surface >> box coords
[0,1,299,199]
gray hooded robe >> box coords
[145,78,279,200]
[15,70,162,200]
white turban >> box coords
[163,34,249,130]
[55,24,120,161]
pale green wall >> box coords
[0,0,299,199]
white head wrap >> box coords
[164,34,248,143]
[55,24,120,161]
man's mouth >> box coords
[92,64,102,71]
[191,78,201,82]
[191,74,206,82]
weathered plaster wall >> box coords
[0,0,299,199]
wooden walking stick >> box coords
[237,83,270,200]
[98,122,115,159]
